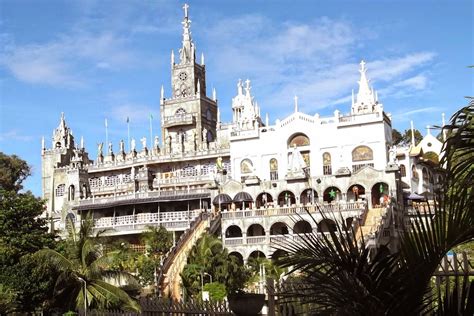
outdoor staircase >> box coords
[355,207,385,243]
[160,212,210,300]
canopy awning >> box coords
[233,192,254,203]
[407,192,426,200]
[212,193,233,206]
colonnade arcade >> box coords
[216,181,390,211]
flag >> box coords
[126,117,129,123]
[105,118,108,128]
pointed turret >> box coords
[179,3,194,64]
[351,60,382,115]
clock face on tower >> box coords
[179,72,188,81]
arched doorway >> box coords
[225,225,243,238]
[229,252,244,265]
[278,190,296,206]
[293,220,312,234]
[318,219,337,233]
[300,188,318,205]
[371,182,389,207]
[247,224,265,237]
[347,184,365,202]
[270,222,289,235]
[256,192,274,208]
[271,249,287,262]
[248,250,266,261]
[323,186,341,203]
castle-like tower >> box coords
[160,4,218,154]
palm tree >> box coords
[275,103,474,315]
[35,214,140,312]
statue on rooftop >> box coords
[97,142,103,156]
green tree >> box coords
[0,152,30,192]
[0,152,57,312]
[35,214,141,312]
[402,128,423,145]
[276,104,474,315]
[181,234,250,298]
[392,128,404,145]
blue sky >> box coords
[0,0,472,196]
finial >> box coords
[80,136,84,149]
[265,113,269,126]
[161,85,164,100]
[410,120,415,145]
[171,50,175,64]
[360,60,366,72]
[426,125,431,135]
[196,78,201,94]
[201,52,205,65]
[245,79,251,95]
[217,107,221,123]
[442,113,446,126]
[237,79,243,95]
[183,3,189,18]
[41,136,45,150]
[375,91,379,102]
[294,95,298,113]
[212,87,217,101]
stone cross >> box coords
[183,3,189,18]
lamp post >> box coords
[78,277,87,316]
[200,271,213,301]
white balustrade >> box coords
[224,237,244,245]
[247,236,266,244]
[221,202,365,219]
[93,209,203,230]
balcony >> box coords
[221,202,366,220]
[93,209,203,234]
[163,113,195,128]
[224,233,336,246]
[76,188,211,210]
[153,174,213,186]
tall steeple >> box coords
[179,3,195,64]
[351,60,382,115]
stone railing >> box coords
[163,113,195,127]
[221,202,366,220]
[78,188,210,208]
[224,233,333,246]
[338,111,381,125]
[93,209,203,231]
[154,174,213,186]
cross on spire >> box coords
[183,3,189,18]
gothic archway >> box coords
[323,186,341,203]
[278,190,296,207]
[300,188,318,205]
[347,184,365,202]
[256,192,273,208]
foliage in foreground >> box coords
[0,152,57,313]
[35,214,141,312]
[275,104,474,315]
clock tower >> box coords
[160,4,218,154]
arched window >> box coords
[68,185,75,201]
[269,158,278,180]
[240,159,253,174]
[352,146,373,162]
[55,184,65,197]
[323,152,332,175]
[400,164,406,177]
[175,108,186,116]
[288,133,310,148]
[352,146,374,172]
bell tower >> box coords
[160,4,218,154]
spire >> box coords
[161,85,164,100]
[171,50,175,64]
[294,95,298,113]
[237,79,243,95]
[179,3,194,64]
[356,60,375,105]
[266,113,269,126]
[245,79,251,96]
[217,107,221,124]
[212,87,217,101]
[41,136,45,151]
[426,125,432,135]
[201,52,205,65]
[80,136,84,149]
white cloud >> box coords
[391,106,440,122]
[0,130,33,142]
[203,15,436,114]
